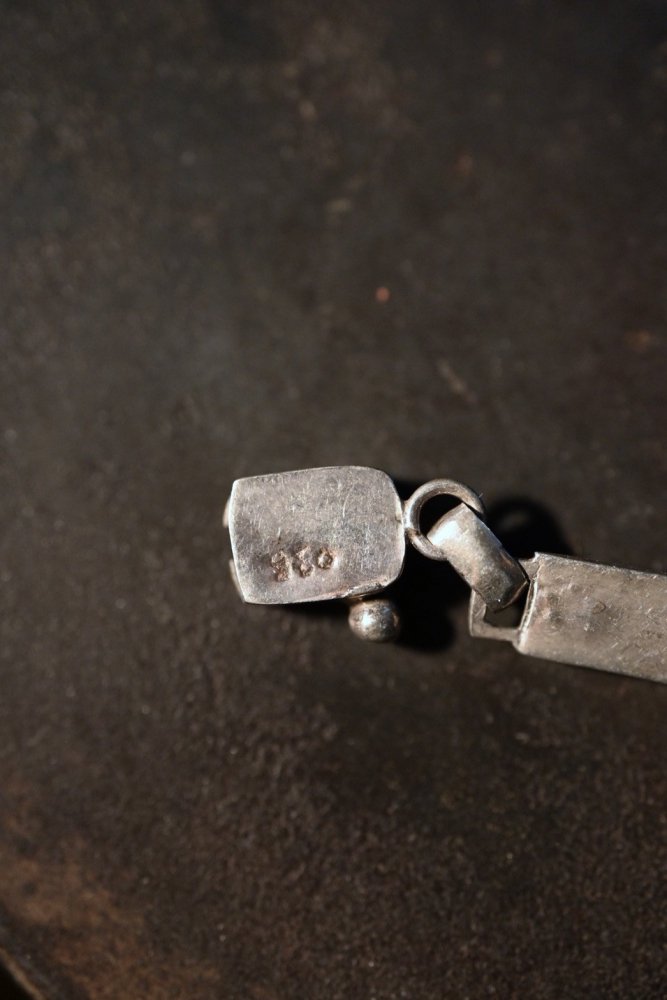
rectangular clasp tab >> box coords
[226,466,405,605]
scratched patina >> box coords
[227,467,405,604]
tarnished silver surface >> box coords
[469,553,667,682]
[427,503,527,610]
[226,466,405,604]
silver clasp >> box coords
[225,466,526,642]
[225,466,667,681]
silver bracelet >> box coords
[224,466,667,685]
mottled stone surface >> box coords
[1,1,666,997]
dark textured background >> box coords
[1,1,667,997]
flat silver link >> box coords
[469,552,667,682]
[427,503,528,610]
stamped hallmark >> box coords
[316,547,334,570]
[271,545,336,581]
[270,551,291,582]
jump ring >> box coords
[403,479,486,561]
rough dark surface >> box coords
[1,1,667,997]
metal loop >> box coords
[428,503,528,609]
[403,479,486,561]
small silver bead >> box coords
[348,598,401,642]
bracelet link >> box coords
[468,553,667,682]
